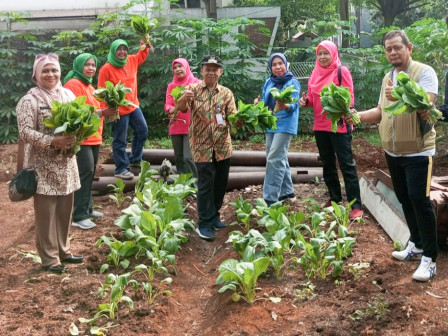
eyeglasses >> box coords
[35,53,59,61]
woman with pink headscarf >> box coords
[299,40,363,219]
[164,58,200,178]
[16,54,83,274]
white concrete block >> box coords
[360,176,410,247]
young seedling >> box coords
[141,277,173,305]
[108,178,131,208]
[348,262,370,281]
[216,257,270,304]
[229,195,254,231]
[295,281,317,302]
[95,235,138,272]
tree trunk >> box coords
[203,0,217,20]
[339,0,350,48]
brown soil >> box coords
[1,137,448,336]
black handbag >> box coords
[9,97,39,202]
[8,167,37,202]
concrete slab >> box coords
[360,176,410,247]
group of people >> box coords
[16,38,152,273]
[17,28,440,282]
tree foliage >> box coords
[231,0,338,45]
[365,0,437,27]
[0,9,268,143]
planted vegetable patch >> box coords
[320,83,360,132]
[269,85,298,112]
[93,81,137,110]
[383,72,442,124]
[228,100,277,139]
[43,96,101,153]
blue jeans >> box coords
[263,132,294,203]
[112,107,148,174]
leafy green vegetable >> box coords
[130,15,158,45]
[93,81,137,110]
[269,85,299,112]
[43,96,101,153]
[216,257,270,303]
[320,83,360,132]
[383,72,442,124]
[170,85,186,104]
[228,100,277,139]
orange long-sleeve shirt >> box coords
[64,78,103,145]
[97,46,149,115]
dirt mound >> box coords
[0,138,447,336]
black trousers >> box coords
[385,153,437,260]
[73,145,100,222]
[314,131,362,209]
[171,134,197,178]
[195,154,230,229]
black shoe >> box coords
[61,255,84,264]
[43,264,68,274]
[212,220,227,231]
[195,227,215,241]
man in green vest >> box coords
[352,30,438,282]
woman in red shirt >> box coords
[299,41,363,219]
[98,39,151,179]
[64,53,118,230]
[164,58,200,178]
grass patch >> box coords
[145,137,172,149]
[354,128,382,147]
[248,134,265,145]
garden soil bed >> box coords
[0,137,448,336]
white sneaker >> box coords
[392,241,423,261]
[90,210,104,219]
[114,170,134,180]
[412,256,436,282]
[72,219,96,230]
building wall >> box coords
[1,0,129,11]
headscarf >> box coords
[170,58,198,87]
[308,40,342,94]
[29,54,73,107]
[266,52,295,110]
[107,39,129,68]
[63,53,97,85]
[165,58,200,113]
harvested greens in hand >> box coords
[93,81,137,109]
[43,96,101,153]
[130,15,158,45]
[269,85,299,112]
[228,100,277,139]
[320,82,360,132]
[170,85,186,104]
[383,72,442,124]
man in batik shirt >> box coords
[177,55,237,241]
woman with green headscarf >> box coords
[64,53,118,230]
[98,38,152,180]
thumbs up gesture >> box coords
[299,92,307,108]
[385,78,396,102]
